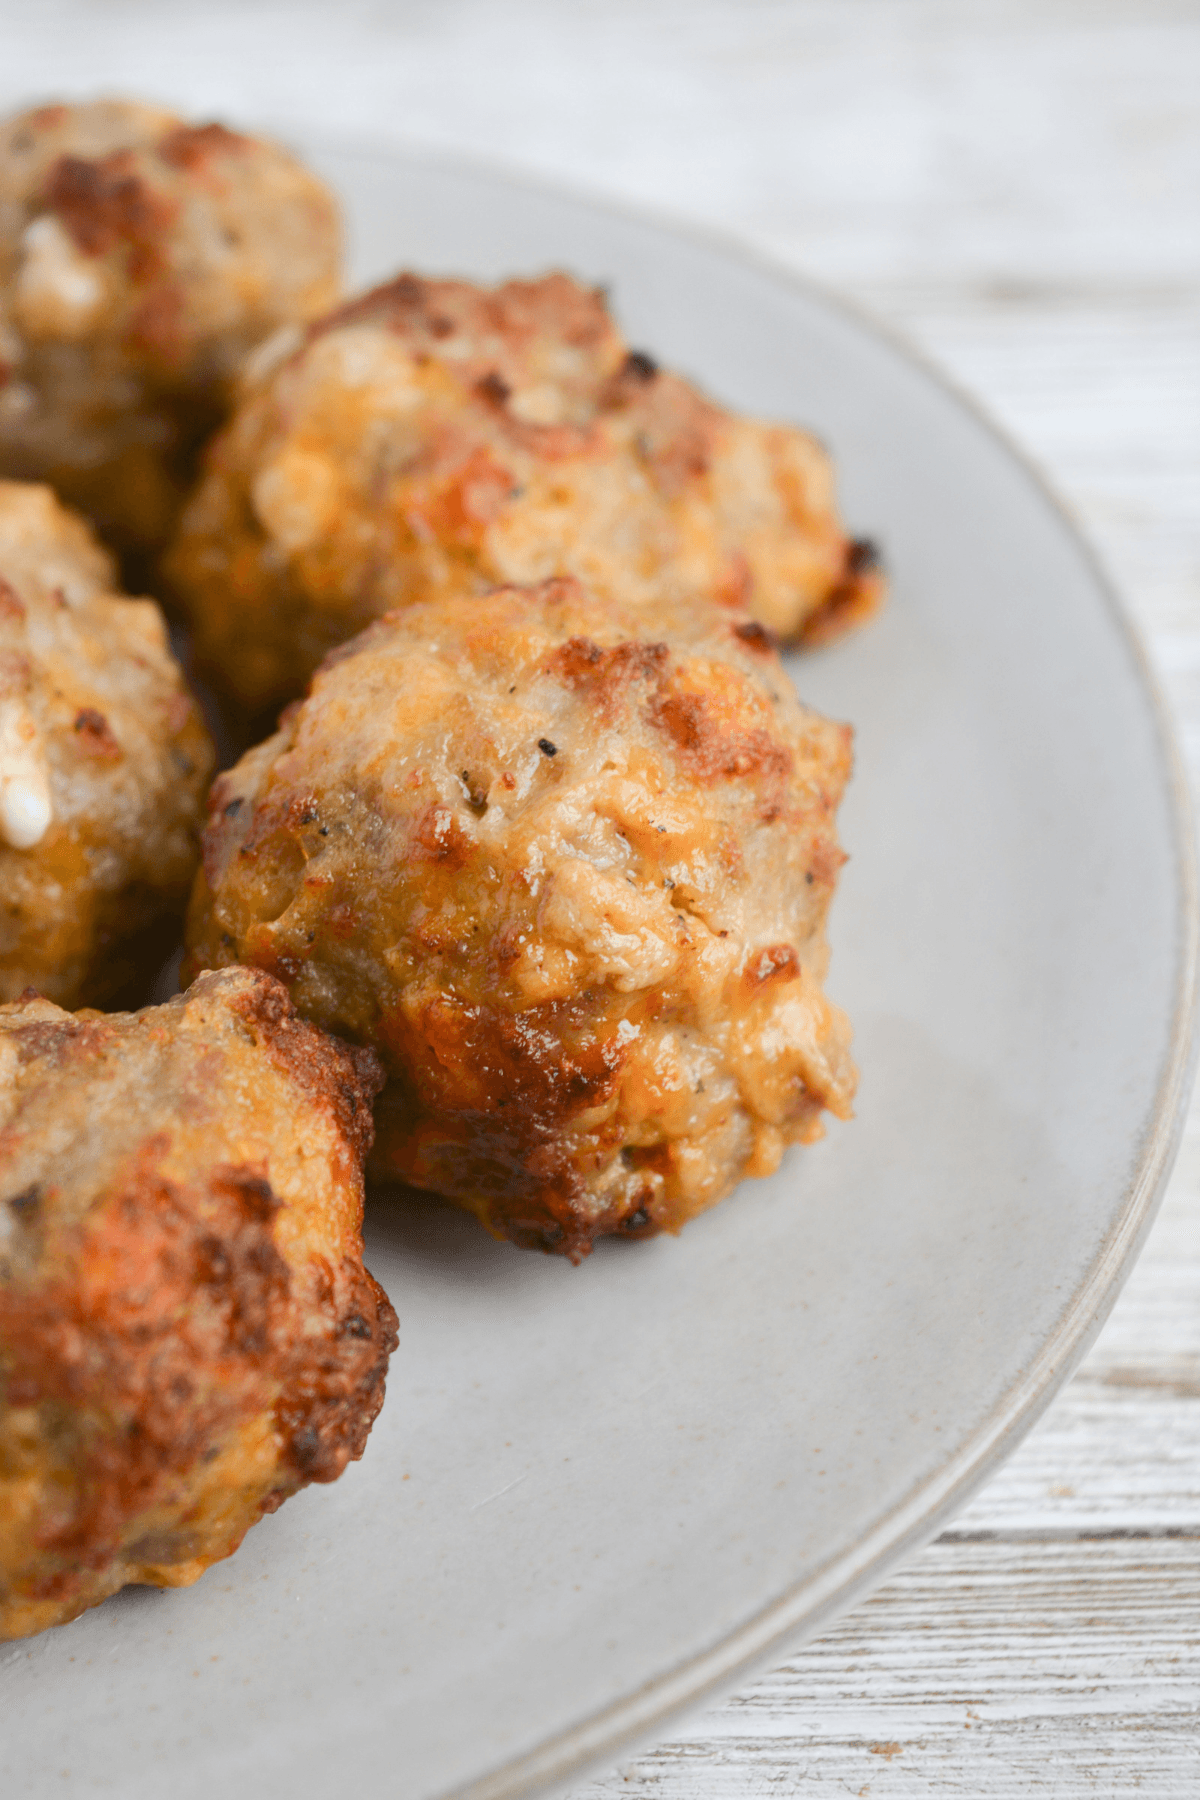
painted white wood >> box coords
[1,1,1197,1790]
[577,1541,1200,1796]
[579,1129,1200,1793]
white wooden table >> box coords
[3,3,1198,1791]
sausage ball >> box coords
[185,577,856,1260]
[165,270,883,719]
[0,98,341,556]
[0,481,214,1006]
[0,965,395,1643]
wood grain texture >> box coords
[0,1,1197,1792]
[581,1541,1200,1796]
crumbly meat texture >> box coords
[0,99,341,555]
[185,577,856,1259]
[0,481,214,1006]
[165,271,883,719]
[0,965,394,1643]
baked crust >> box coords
[0,965,394,1642]
[0,480,214,1006]
[0,100,341,554]
[165,270,882,718]
[185,576,856,1258]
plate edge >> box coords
[234,126,1200,1800]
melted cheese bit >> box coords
[0,700,52,849]
[14,215,106,337]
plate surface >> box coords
[2,145,1195,1800]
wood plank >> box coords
[579,1539,1200,1796]
[953,1127,1200,1536]
[578,1123,1200,1791]
[3,3,1199,1793]
[573,1117,1200,1791]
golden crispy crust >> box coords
[165,271,883,717]
[0,99,341,553]
[0,481,215,1006]
[0,966,393,1642]
[186,577,856,1259]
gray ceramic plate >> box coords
[3,144,1196,1800]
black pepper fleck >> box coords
[848,536,881,573]
[623,350,659,382]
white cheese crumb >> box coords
[0,700,52,849]
[15,215,106,336]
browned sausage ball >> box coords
[0,99,341,556]
[0,481,214,1007]
[184,577,856,1260]
[0,965,395,1643]
[165,270,883,720]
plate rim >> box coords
[229,126,1200,1800]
